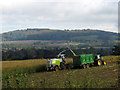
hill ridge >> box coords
[2,28,118,42]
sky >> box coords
[0,0,119,33]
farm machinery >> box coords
[46,49,106,71]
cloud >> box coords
[0,0,119,33]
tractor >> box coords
[46,48,106,71]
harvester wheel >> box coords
[54,66,59,71]
[97,60,102,66]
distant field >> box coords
[2,40,68,48]
[2,56,119,88]
[1,40,114,49]
[1,40,53,44]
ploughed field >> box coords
[2,56,119,88]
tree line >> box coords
[2,46,119,61]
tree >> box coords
[112,45,120,55]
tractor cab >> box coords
[97,54,101,59]
[95,54,101,60]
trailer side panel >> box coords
[73,54,94,67]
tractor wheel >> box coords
[97,60,102,66]
[54,66,59,71]
[103,61,107,65]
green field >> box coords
[2,56,119,88]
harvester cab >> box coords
[46,52,67,71]
[58,54,65,63]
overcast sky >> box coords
[0,0,119,33]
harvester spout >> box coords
[69,49,76,56]
[57,48,76,57]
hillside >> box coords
[2,29,118,42]
[1,29,119,49]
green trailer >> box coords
[72,54,106,68]
[73,54,94,68]
[69,49,106,68]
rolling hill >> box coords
[2,28,118,42]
